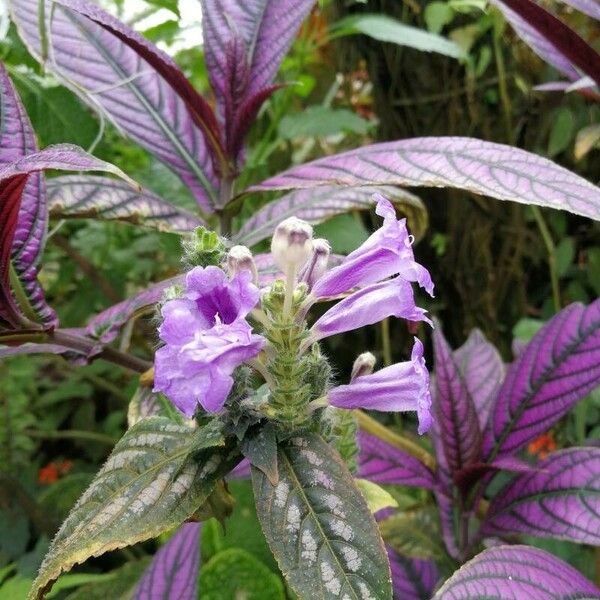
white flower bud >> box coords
[351,352,376,381]
[299,238,331,289]
[271,217,314,273]
[226,245,258,284]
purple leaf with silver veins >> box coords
[432,544,600,599]
[0,64,56,326]
[481,448,600,544]
[387,546,438,600]
[0,144,136,329]
[201,0,315,114]
[483,299,600,459]
[252,137,600,220]
[433,323,482,474]
[10,0,220,211]
[234,185,426,248]
[490,0,580,81]
[357,430,435,489]
[47,176,204,233]
[85,275,184,343]
[133,523,201,600]
[454,328,505,430]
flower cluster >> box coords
[154,194,434,433]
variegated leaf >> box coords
[47,176,203,233]
[252,137,600,221]
[252,434,392,599]
[234,185,427,248]
[10,0,220,210]
[29,417,237,600]
[387,546,438,600]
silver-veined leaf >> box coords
[252,434,392,599]
[252,137,600,221]
[29,417,238,600]
[234,185,427,248]
[47,175,203,233]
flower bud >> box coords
[226,245,257,284]
[351,352,376,381]
[271,217,313,273]
[299,238,330,289]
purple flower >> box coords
[154,266,265,416]
[328,339,432,434]
[311,277,432,342]
[312,195,434,299]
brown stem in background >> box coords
[52,234,121,303]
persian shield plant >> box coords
[1,0,600,598]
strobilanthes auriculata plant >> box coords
[146,194,434,598]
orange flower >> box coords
[527,432,557,460]
[38,460,74,484]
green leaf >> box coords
[253,434,392,599]
[199,549,285,600]
[587,248,600,296]
[144,0,180,17]
[29,418,237,600]
[314,213,369,255]
[64,559,151,600]
[278,106,371,140]
[201,481,278,571]
[424,2,454,34]
[38,474,94,523]
[555,237,575,277]
[355,479,398,514]
[378,507,446,560]
[548,108,575,158]
[241,424,279,486]
[331,13,466,59]
[512,317,544,342]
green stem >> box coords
[355,410,436,470]
[531,206,561,313]
[25,428,117,446]
[381,318,392,367]
[493,19,513,138]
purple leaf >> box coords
[483,299,600,458]
[454,329,505,429]
[251,137,600,220]
[433,323,482,475]
[357,430,435,489]
[481,447,600,544]
[133,523,201,600]
[490,0,600,86]
[432,544,600,599]
[0,342,76,358]
[47,175,203,233]
[85,275,183,343]
[201,0,315,115]
[10,0,221,211]
[387,546,438,600]
[490,0,580,81]
[1,144,135,329]
[234,185,426,248]
[558,0,600,20]
[428,415,460,558]
[0,64,56,327]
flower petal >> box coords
[312,278,431,341]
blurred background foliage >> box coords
[0,0,599,596]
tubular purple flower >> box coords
[328,338,432,434]
[153,266,265,416]
[311,277,432,343]
[311,195,434,299]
